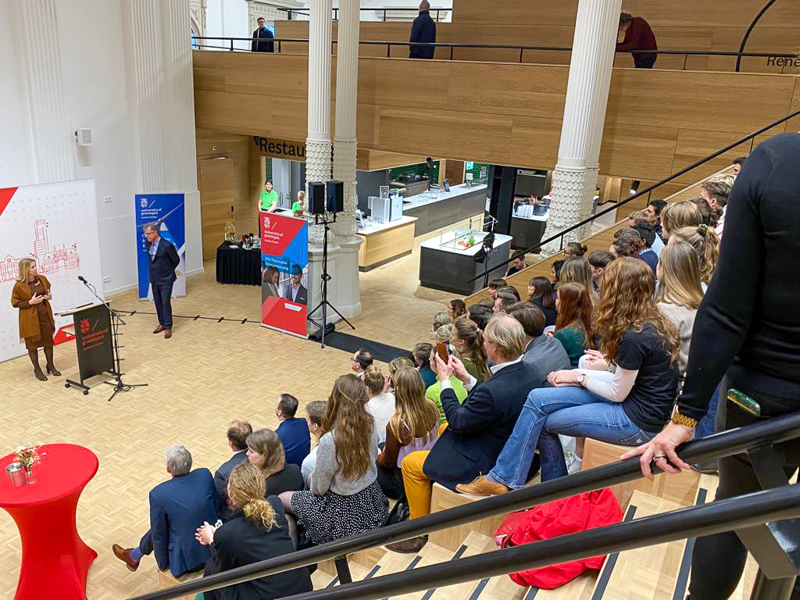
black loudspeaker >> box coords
[309,182,326,215]
[326,180,344,214]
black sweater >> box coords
[678,133,800,419]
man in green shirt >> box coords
[291,190,305,216]
[259,180,279,212]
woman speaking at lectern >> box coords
[10,257,60,381]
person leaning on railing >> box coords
[624,132,800,600]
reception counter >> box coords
[419,230,513,295]
[510,212,548,250]
[403,183,488,237]
[356,216,418,271]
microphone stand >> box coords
[79,277,148,401]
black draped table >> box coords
[216,241,261,285]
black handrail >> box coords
[130,411,800,599]
[277,7,454,22]
[468,105,800,283]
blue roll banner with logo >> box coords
[135,193,186,300]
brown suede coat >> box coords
[10,275,55,340]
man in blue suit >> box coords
[144,222,180,339]
[275,393,310,466]
[113,445,217,576]
[213,420,252,521]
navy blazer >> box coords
[150,468,218,577]
[213,451,249,521]
[423,361,542,490]
[146,237,180,287]
[276,418,311,467]
[409,10,436,59]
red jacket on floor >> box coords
[495,488,622,589]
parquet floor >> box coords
[0,240,453,600]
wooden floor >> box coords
[0,243,453,600]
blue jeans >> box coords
[694,382,721,439]
[489,387,656,486]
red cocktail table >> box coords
[0,444,99,600]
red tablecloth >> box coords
[0,444,99,600]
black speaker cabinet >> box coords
[308,182,326,215]
[326,180,344,214]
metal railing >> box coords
[191,36,800,72]
[277,7,453,22]
[130,411,800,600]
[469,105,800,283]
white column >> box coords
[305,0,333,246]
[14,0,75,183]
[542,0,621,253]
[330,0,362,318]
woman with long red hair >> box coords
[552,282,593,367]
[457,258,680,495]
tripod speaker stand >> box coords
[307,212,355,348]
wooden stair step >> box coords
[421,532,498,600]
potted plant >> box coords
[15,444,44,485]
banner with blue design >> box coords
[135,193,186,300]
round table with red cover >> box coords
[0,444,99,600]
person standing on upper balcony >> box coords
[617,11,657,69]
[252,17,274,53]
[409,0,436,60]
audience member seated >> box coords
[610,228,642,258]
[477,297,495,308]
[552,282,593,368]
[429,311,453,341]
[689,197,717,228]
[275,393,310,467]
[197,463,312,600]
[457,258,680,495]
[282,375,388,545]
[466,303,493,330]
[660,200,702,241]
[701,177,734,237]
[112,445,217,576]
[447,298,466,319]
[563,242,588,259]
[587,250,616,294]
[506,251,527,276]
[450,317,491,381]
[301,400,327,485]
[394,315,543,550]
[214,420,253,521]
[247,429,304,496]
[364,364,396,440]
[497,285,521,302]
[558,257,595,299]
[487,278,506,300]
[645,199,668,239]
[732,155,746,176]
[551,260,565,287]
[389,356,415,392]
[527,276,558,327]
[670,225,720,287]
[509,302,571,383]
[493,289,518,314]
[629,210,663,255]
[413,342,437,388]
[376,368,440,499]
[631,222,659,276]
[656,241,703,374]
[351,349,374,379]
[425,349,468,424]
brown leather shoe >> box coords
[456,475,510,497]
[164,329,172,339]
[386,536,428,554]
[112,544,140,572]
[153,325,165,334]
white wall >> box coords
[0,0,201,295]
[207,0,251,50]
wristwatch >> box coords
[671,406,699,429]
[576,373,586,386]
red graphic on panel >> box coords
[0,187,17,218]
[262,296,307,337]
[0,219,81,282]
[80,319,91,334]
[260,213,306,257]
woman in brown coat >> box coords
[10,258,59,381]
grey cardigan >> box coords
[311,426,379,496]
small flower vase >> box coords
[23,464,36,485]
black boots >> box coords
[44,346,60,376]
[28,349,46,381]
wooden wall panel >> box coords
[355,149,428,171]
[598,122,679,181]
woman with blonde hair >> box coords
[669,224,720,286]
[552,282,593,368]
[656,241,704,374]
[281,374,388,544]
[363,365,395,440]
[459,258,680,494]
[376,367,440,498]
[450,317,490,381]
[246,429,303,496]
[429,311,453,341]
[387,355,415,391]
[196,462,312,600]
[559,257,595,298]
[10,257,59,380]
[659,200,702,241]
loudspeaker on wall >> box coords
[309,182,326,215]
[326,180,344,214]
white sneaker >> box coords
[566,453,583,475]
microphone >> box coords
[78,275,87,283]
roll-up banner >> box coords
[260,212,308,338]
[134,193,186,300]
